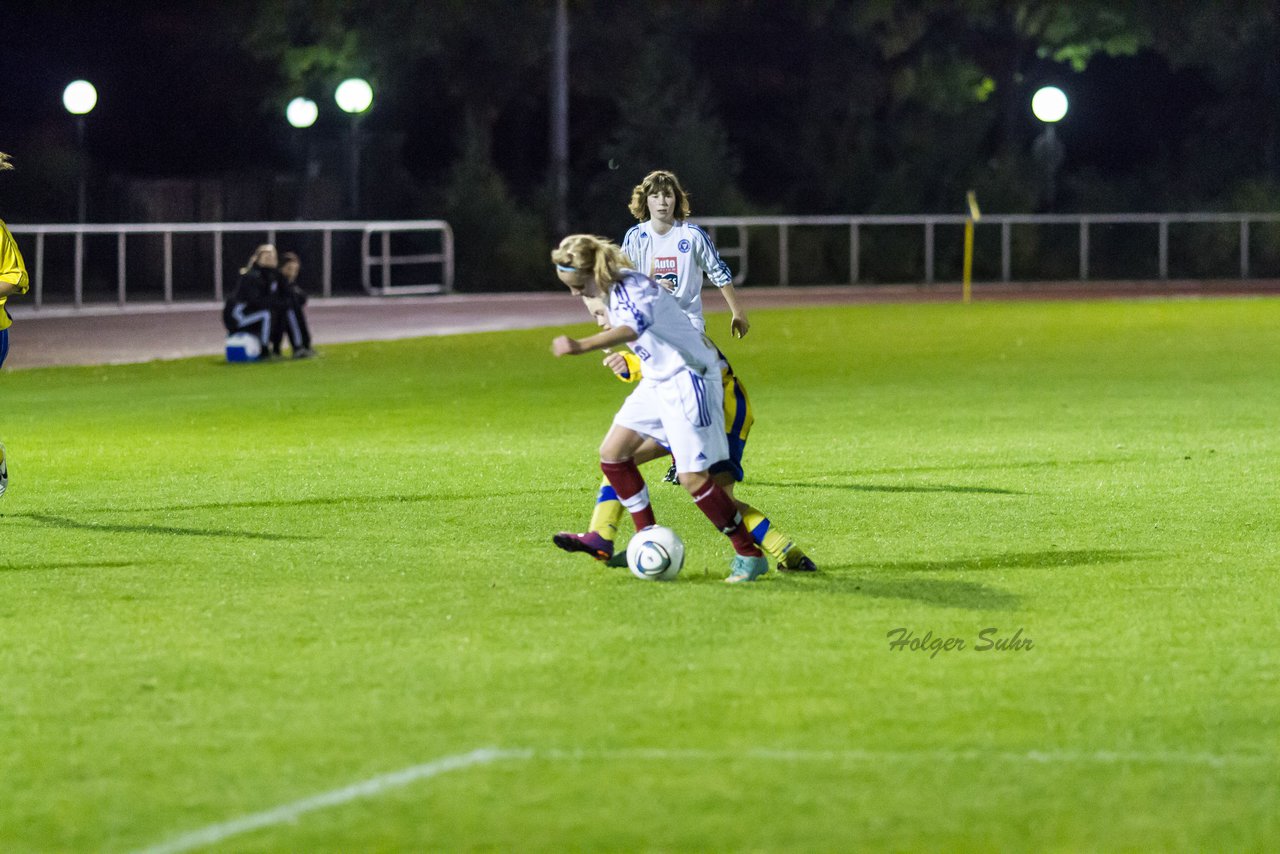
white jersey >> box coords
[621,220,733,332]
[606,269,719,382]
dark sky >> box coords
[5,4,1217,205]
[7,2,279,176]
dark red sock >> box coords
[692,481,762,556]
[600,459,656,530]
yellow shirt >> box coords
[0,220,30,331]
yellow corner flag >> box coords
[963,191,981,303]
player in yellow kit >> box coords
[0,152,32,497]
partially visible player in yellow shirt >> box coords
[1,151,31,497]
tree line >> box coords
[7,1,1280,289]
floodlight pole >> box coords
[76,116,88,223]
[336,80,373,217]
[348,115,362,217]
[1030,87,1068,212]
[63,81,98,223]
[1032,124,1065,211]
[285,98,320,220]
[551,0,570,234]
[300,137,319,221]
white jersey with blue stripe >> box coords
[606,269,720,382]
[621,220,733,332]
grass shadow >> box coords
[0,559,147,572]
[15,514,312,541]
[750,480,1023,495]
[852,549,1153,573]
[826,573,1023,610]
[110,488,571,514]
[738,549,1153,609]
[828,457,1138,478]
[666,566,1018,610]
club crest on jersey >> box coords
[653,256,678,291]
[678,239,691,253]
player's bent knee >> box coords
[677,470,711,494]
[633,440,669,465]
[600,426,645,461]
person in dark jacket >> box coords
[222,244,277,351]
[270,251,314,358]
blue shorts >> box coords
[0,328,8,369]
[714,370,753,482]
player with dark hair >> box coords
[270,251,315,358]
[0,151,31,497]
[550,234,770,583]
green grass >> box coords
[2,297,1278,852]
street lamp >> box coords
[63,79,98,223]
[286,96,318,129]
[286,98,319,219]
[1031,86,1068,210]
[335,78,373,216]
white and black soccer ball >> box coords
[626,525,685,581]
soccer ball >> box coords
[626,526,685,581]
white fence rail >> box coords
[9,214,1278,307]
[697,212,1280,286]
[7,220,453,308]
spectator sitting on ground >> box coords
[271,251,315,358]
[223,243,278,353]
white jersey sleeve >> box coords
[688,224,733,289]
[607,270,719,381]
[619,221,734,333]
[621,224,647,272]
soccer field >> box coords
[2,297,1278,851]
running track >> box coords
[4,280,1276,370]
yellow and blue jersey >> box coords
[0,220,30,332]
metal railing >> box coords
[7,220,454,308]
[361,221,454,296]
[10,213,1278,306]
[697,212,1280,286]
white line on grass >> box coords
[132,747,527,854]
[538,746,1275,770]
[135,745,1276,853]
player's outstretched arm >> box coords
[551,325,638,357]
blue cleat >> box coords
[779,551,818,572]
[725,553,769,583]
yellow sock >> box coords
[589,476,625,543]
[740,504,803,565]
